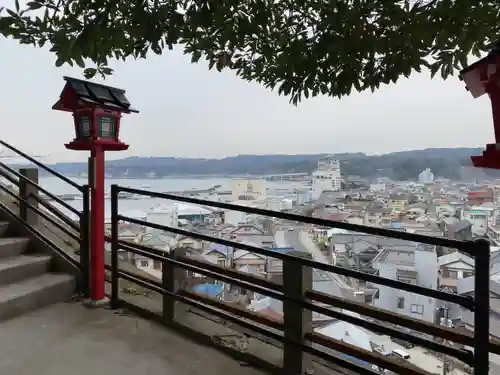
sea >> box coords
[38,176,304,220]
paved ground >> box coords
[0,302,267,375]
[370,333,466,375]
[283,229,351,289]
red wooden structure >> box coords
[53,77,138,303]
[460,44,500,169]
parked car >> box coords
[390,336,414,349]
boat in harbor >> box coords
[117,191,140,200]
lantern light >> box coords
[51,76,138,305]
[52,76,138,151]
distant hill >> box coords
[33,147,498,180]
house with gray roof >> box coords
[371,244,438,323]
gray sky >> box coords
[0,37,494,162]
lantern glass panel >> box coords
[98,116,116,138]
[76,116,91,138]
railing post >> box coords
[110,184,119,309]
[473,238,490,375]
[162,247,187,322]
[79,185,90,298]
[283,255,313,375]
[18,168,39,226]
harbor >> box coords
[41,184,228,202]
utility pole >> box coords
[442,305,451,375]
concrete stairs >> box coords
[0,221,75,321]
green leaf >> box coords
[83,68,97,79]
[191,50,202,63]
[74,55,85,68]
[101,67,113,75]
[26,2,43,10]
[2,0,500,104]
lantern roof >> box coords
[52,76,139,113]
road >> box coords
[280,229,351,289]
[370,333,466,375]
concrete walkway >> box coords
[0,302,266,375]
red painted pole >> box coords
[90,145,106,301]
[488,84,500,143]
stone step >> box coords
[0,273,75,321]
[0,238,30,259]
[0,222,9,236]
[0,255,52,286]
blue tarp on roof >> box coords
[192,283,223,298]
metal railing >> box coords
[109,184,500,375]
[0,140,89,296]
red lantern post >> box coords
[460,43,500,169]
[52,77,138,304]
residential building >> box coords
[418,168,434,183]
[388,194,409,213]
[372,244,438,323]
[176,235,203,251]
[438,252,475,292]
[369,183,386,193]
[363,203,392,227]
[314,319,374,371]
[462,205,495,236]
[231,179,266,201]
[146,204,178,233]
[226,224,275,247]
[312,156,342,200]
[435,202,460,220]
[468,188,495,205]
[233,249,267,273]
[454,277,500,373]
[202,244,233,267]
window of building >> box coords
[397,297,405,309]
[153,259,162,270]
[411,304,424,315]
[397,276,414,284]
[118,250,129,262]
[448,270,458,279]
[140,260,149,267]
[463,271,473,278]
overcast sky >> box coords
[0,37,494,162]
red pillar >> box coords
[90,145,106,301]
[489,84,500,143]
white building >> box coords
[369,183,386,193]
[372,244,438,323]
[146,204,178,232]
[462,205,495,237]
[418,168,434,183]
[231,179,267,201]
[312,156,342,200]
[224,200,256,225]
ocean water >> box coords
[38,176,301,220]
